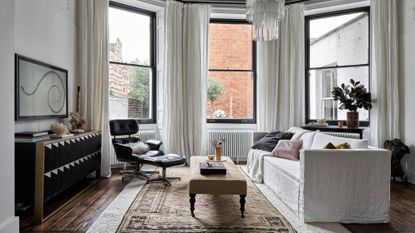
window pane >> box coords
[109,7,151,66]
[308,66,369,121]
[109,64,152,120]
[309,12,368,68]
[207,71,254,120]
[209,23,253,70]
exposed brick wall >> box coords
[207,23,254,119]
[128,98,144,118]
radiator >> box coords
[207,130,253,163]
[322,132,361,139]
[110,130,157,167]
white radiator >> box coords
[323,132,361,139]
[207,130,253,163]
[110,130,157,167]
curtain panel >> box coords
[370,0,400,146]
[163,0,211,161]
[78,0,111,177]
[257,4,305,132]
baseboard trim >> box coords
[0,216,19,233]
[406,171,415,184]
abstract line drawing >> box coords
[15,54,68,120]
[20,70,66,113]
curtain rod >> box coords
[175,0,310,5]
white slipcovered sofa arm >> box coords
[299,149,392,223]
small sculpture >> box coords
[384,139,410,183]
[51,122,70,137]
[69,112,86,132]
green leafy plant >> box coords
[331,79,372,112]
[207,78,224,107]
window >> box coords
[305,8,370,126]
[108,2,156,123]
[207,20,256,123]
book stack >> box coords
[15,131,50,143]
[200,162,227,175]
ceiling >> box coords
[181,0,311,5]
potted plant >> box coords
[331,79,372,128]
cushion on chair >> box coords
[109,119,139,136]
[126,141,150,154]
[141,153,186,167]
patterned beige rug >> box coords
[116,167,296,233]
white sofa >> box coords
[247,127,392,223]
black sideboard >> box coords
[15,131,101,224]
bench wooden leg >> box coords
[189,194,196,217]
[240,194,246,218]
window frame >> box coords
[305,7,370,127]
[207,18,257,124]
[109,1,157,124]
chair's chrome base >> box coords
[146,167,181,186]
[120,163,159,182]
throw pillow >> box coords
[311,131,368,149]
[336,143,350,149]
[272,140,303,161]
[126,141,150,154]
[251,131,294,152]
[323,142,336,149]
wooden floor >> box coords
[20,169,415,233]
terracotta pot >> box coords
[215,147,222,161]
[347,111,359,129]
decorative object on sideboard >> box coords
[69,112,86,133]
[210,138,225,161]
[50,122,70,137]
[384,138,410,183]
[15,54,68,120]
[332,79,372,129]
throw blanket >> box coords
[246,149,273,183]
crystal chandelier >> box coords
[246,0,285,41]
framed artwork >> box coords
[15,54,68,120]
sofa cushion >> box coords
[273,140,303,160]
[251,131,294,152]
[311,131,368,149]
[288,127,310,140]
[264,156,300,182]
[299,131,317,149]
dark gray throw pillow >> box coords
[251,131,294,152]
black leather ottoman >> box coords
[143,153,186,186]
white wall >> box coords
[14,0,77,132]
[0,0,19,232]
[399,0,415,183]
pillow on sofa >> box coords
[336,143,351,149]
[311,131,368,149]
[288,127,310,140]
[273,140,303,160]
[299,131,318,149]
[323,142,336,149]
[251,131,294,152]
[126,141,150,154]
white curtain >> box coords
[78,0,111,177]
[370,0,400,146]
[163,0,210,161]
[257,4,305,131]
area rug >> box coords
[88,165,350,233]
[116,166,296,233]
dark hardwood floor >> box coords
[20,169,415,233]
